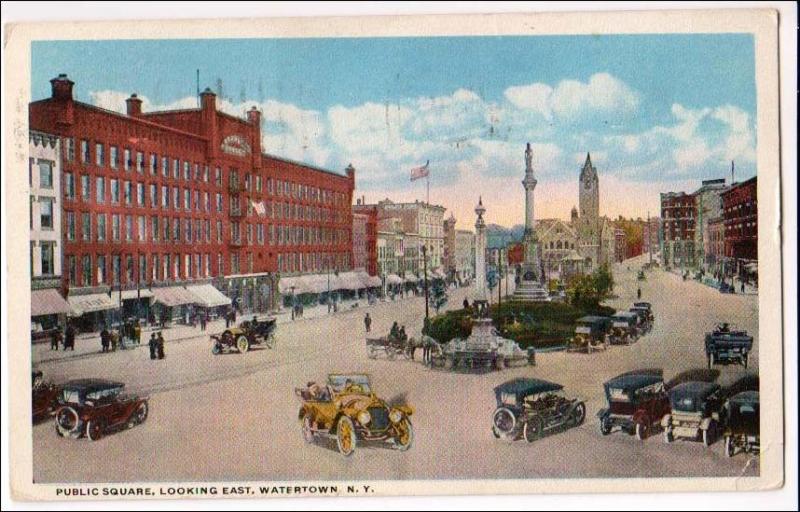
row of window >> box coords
[31,198,55,230]
[277,251,351,275]
[64,138,347,206]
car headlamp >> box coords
[389,409,403,424]
[357,411,371,426]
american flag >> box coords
[410,160,430,181]
[251,200,266,216]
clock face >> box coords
[583,177,593,190]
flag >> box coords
[251,200,266,216]
[410,160,430,181]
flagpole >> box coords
[426,173,430,205]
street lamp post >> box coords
[290,285,296,320]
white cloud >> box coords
[504,72,640,121]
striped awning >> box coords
[31,289,72,316]
[67,292,120,315]
[151,286,199,307]
[187,284,231,308]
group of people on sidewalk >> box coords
[148,332,166,360]
[48,324,75,351]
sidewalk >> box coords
[663,267,758,295]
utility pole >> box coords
[422,245,429,320]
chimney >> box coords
[126,93,143,117]
[345,163,356,181]
[199,87,218,159]
[200,87,216,112]
[50,74,74,101]
[248,106,262,170]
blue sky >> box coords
[32,35,757,225]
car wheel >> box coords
[129,401,148,427]
[635,421,649,441]
[708,353,715,368]
[336,416,357,457]
[55,406,82,438]
[664,429,674,443]
[236,335,250,353]
[86,419,105,441]
[211,343,222,355]
[570,403,586,427]
[523,417,544,443]
[600,416,612,435]
[703,421,717,447]
[393,419,414,451]
[724,435,735,457]
[302,415,315,444]
[492,407,516,440]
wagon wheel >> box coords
[211,342,222,355]
[569,403,586,427]
[236,335,250,353]
[86,418,106,441]
[392,418,414,451]
[600,415,613,435]
[128,401,148,428]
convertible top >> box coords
[494,378,563,397]
[669,381,720,401]
[62,379,124,393]
[576,316,610,324]
[604,371,663,393]
[633,302,652,309]
[729,390,759,404]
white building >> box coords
[30,131,62,283]
[370,199,446,273]
[454,229,475,283]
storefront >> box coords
[31,288,72,342]
[120,289,154,322]
[151,285,202,325]
[217,273,278,315]
[67,289,120,332]
[186,282,232,320]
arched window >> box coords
[557,241,562,249]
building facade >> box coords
[721,176,757,275]
[572,154,615,271]
[693,178,728,267]
[454,229,476,283]
[442,213,457,281]
[352,213,368,272]
[614,227,626,263]
[30,131,62,286]
[536,218,578,277]
[352,200,378,276]
[706,217,726,273]
[368,199,446,274]
[643,216,662,257]
[30,74,355,319]
[660,191,697,269]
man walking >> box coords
[200,312,207,332]
[50,327,61,351]
[156,332,165,360]
[364,313,372,333]
[64,323,75,351]
[463,298,470,311]
[148,333,158,360]
[100,327,110,352]
[637,287,642,299]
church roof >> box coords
[580,152,597,180]
[538,218,577,240]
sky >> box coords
[32,35,757,229]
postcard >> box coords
[3,6,785,501]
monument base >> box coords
[513,265,550,302]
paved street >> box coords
[32,259,759,482]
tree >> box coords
[567,274,600,310]
[431,280,449,314]
[592,264,614,299]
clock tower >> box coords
[579,152,599,222]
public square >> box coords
[32,256,759,483]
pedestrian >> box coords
[364,313,372,333]
[100,327,110,352]
[390,321,399,340]
[148,333,157,360]
[200,312,207,331]
[463,298,470,311]
[422,337,432,365]
[637,287,642,299]
[231,308,237,324]
[741,281,745,294]
[50,327,61,351]
[157,332,165,360]
[225,309,231,328]
[64,323,75,351]
[134,319,142,344]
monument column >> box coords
[523,142,537,234]
[473,197,487,305]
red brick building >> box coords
[721,176,757,273]
[30,74,355,318]
[660,191,696,268]
[352,200,378,276]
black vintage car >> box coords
[491,378,586,442]
[211,317,277,354]
[629,307,652,334]
[661,381,722,446]
[633,302,654,322]
[597,370,671,440]
[567,316,611,353]
[721,391,759,457]
[704,323,754,369]
[606,312,639,345]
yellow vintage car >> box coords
[295,374,414,456]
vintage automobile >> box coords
[605,312,640,345]
[567,316,611,353]
[491,378,586,442]
[54,379,149,441]
[637,270,646,281]
[597,370,670,440]
[295,374,414,457]
[32,371,61,421]
[704,323,753,369]
[720,391,759,457]
[719,281,736,294]
[629,307,652,334]
[661,381,722,446]
[633,302,654,322]
[211,317,277,354]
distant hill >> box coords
[486,224,525,249]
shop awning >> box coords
[187,284,231,308]
[151,286,199,307]
[120,289,155,300]
[405,275,418,283]
[335,271,365,291]
[67,293,120,316]
[386,274,403,285]
[31,289,72,316]
[365,275,382,288]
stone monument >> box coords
[513,142,550,302]
[473,196,488,313]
